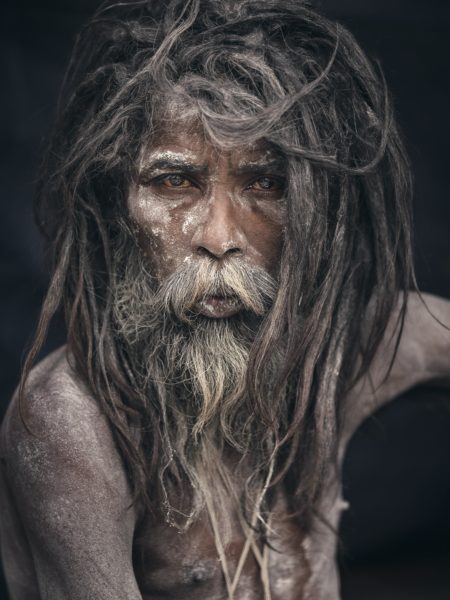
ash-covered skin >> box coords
[2,100,450,598]
[128,118,286,316]
[2,108,450,598]
[1,293,450,599]
[2,0,450,593]
[0,350,142,600]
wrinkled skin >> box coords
[1,126,450,600]
[128,122,286,316]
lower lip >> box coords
[195,296,243,318]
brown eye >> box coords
[161,174,192,188]
[248,176,283,192]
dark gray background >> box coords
[1,1,450,598]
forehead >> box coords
[140,117,278,167]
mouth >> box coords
[195,295,243,318]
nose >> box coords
[191,193,247,260]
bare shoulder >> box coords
[1,346,134,521]
[2,347,113,468]
[3,346,100,439]
[0,348,141,598]
[341,292,450,447]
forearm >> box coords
[341,291,450,444]
[407,292,450,385]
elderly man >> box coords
[0,0,449,598]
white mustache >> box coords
[154,259,277,321]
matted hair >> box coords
[22,0,414,531]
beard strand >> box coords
[113,242,277,441]
[111,237,281,531]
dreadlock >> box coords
[21,0,414,534]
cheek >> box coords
[256,226,284,275]
[128,189,188,278]
[247,202,286,273]
[180,203,205,236]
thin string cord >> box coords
[237,510,273,599]
[261,514,273,600]
[205,451,276,599]
[204,489,234,596]
[228,451,276,598]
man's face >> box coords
[127,120,286,318]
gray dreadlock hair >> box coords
[21,0,414,562]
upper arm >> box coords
[341,292,450,445]
[1,359,142,600]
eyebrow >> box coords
[138,157,286,180]
[139,159,209,177]
[233,158,286,177]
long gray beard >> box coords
[112,239,282,540]
[112,242,278,448]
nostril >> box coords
[195,245,242,259]
[196,246,215,258]
[226,247,242,256]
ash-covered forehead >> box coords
[138,105,286,173]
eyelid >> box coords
[140,171,199,189]
[245,175,285,191]
[160,174,193,188]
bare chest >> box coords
[132,502,310,599]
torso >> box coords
[0,348,349,600]
[131,463,347,599]
[133,493,314,599]
[1,295,445,599]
